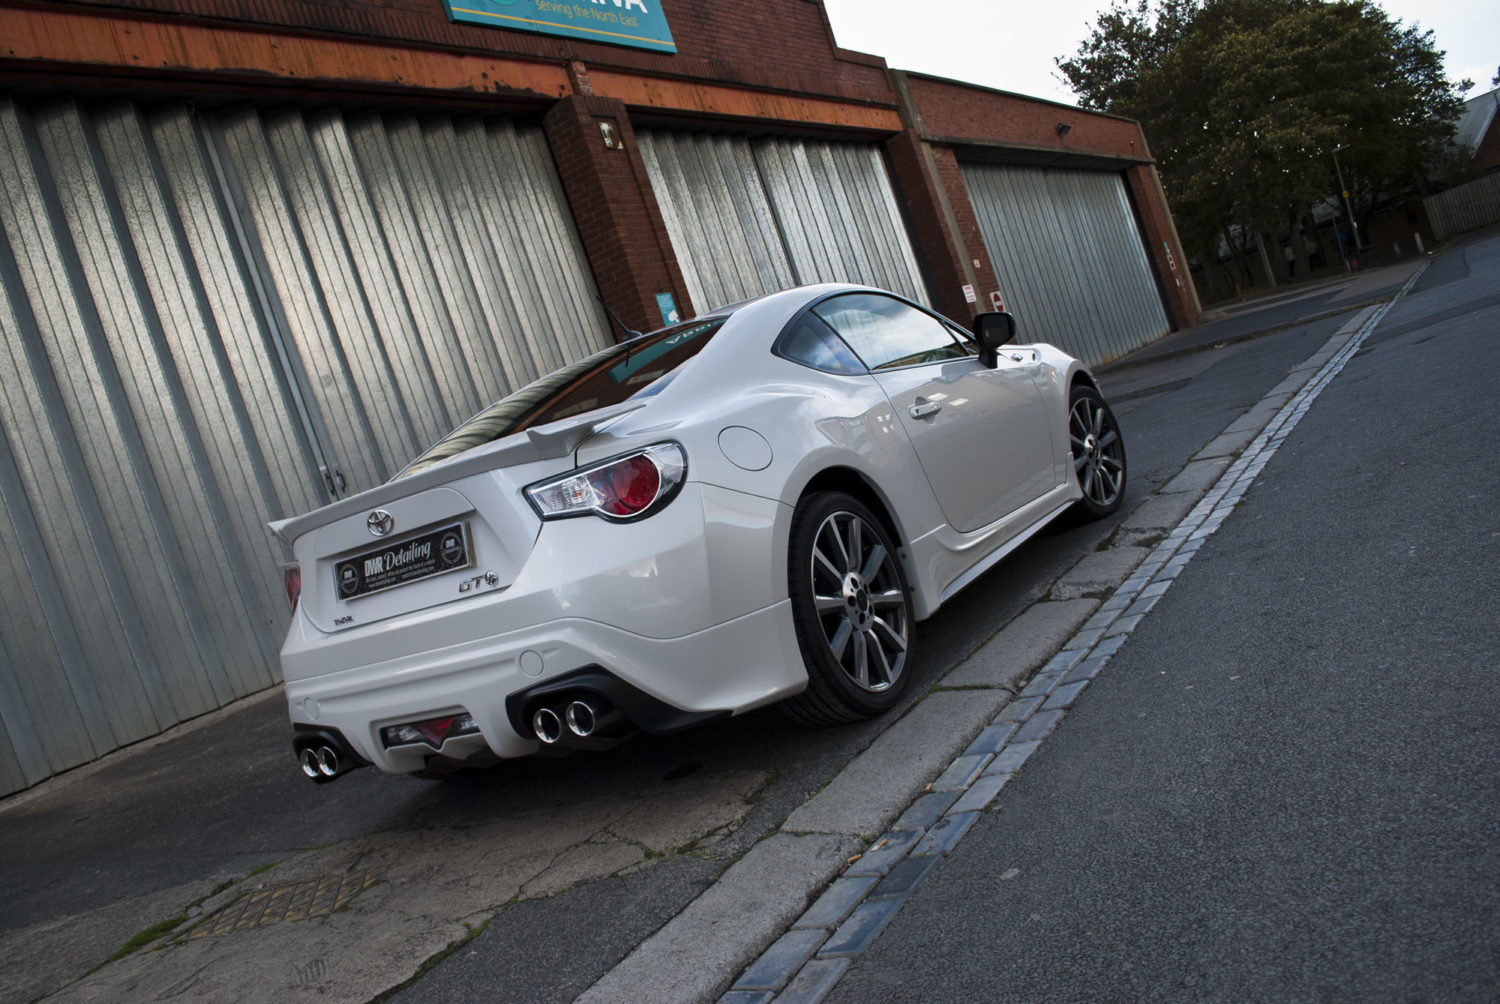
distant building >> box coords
[1454,87,1500,175]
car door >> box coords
[812,293,1056,534]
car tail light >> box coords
[283,565,302,612]
[525,443,686,522]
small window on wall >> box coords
[812,294,971,371]
[776,314,866,375]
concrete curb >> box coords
[576,833,862,1004]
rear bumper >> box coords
[279,482,805,773]
[283,599,804,772]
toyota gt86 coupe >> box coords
[271,284,1126,783]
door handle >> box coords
[909,399,942,419]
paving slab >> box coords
[577,831,861,1004]
[781,690,1012,838]
[25,767,770,1002]
[1159,456,1232,495]
[1225,398,1285,434]
[0,878,220,1004]
[1116,493,1200,536]
[1193,425,1260,461]
[942,599,1099,687]
[1048,548,1150,602]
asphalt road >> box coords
[0,245,1446,1002]
[828,237,1500,999]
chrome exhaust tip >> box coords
[565,699,622,738]
[565,700,597,737]
[293,728,367,785]
[532,706,564,744]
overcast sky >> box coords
[820,0,1498,108]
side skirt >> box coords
[937,500,1075,605]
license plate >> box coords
[334,522,471,601]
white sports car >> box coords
[271,284,1126,782]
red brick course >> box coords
[13,0,897,105]
[543,94,690,335]
[885,131,996,322]
[1123,164,1201,330]
[899,72,1147,161]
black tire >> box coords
[1068,383,1127,520]
[782,492,915,725]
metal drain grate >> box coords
[181,869,385,938]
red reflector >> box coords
[415,717,455,746]
[603,455,661,515]
[284,566,302,612]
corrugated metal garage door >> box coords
[638,130,929,311]
[0,94,609,794]
[961,163,1169,365]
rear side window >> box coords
[813,293,971,371]
[776,313,866,375]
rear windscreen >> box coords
[397,317,727,479]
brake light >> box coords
[284,565,302,612]
[601,454,661,515]
[525,443,686,522]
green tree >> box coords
[1059,0,1465,285]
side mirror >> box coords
[971,311,1017,368]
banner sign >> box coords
[444,0,677,53]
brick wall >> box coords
[543,94,690,334]
[885,131,997,321]
[900,73,1147,160]
[1123,164,1201,330]
[13,0,896,105]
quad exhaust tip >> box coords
[299,745,342,779]
[566,699,621,738]
[294,731,366,783]
[531,698,624,744]
[532,706,564,744]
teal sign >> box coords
[655,292,679,325]
[444,0,676,53]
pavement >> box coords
[0,248,1447,1003]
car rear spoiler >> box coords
[267,400,648,546]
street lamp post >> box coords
[1332,144,1361,269]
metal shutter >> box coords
[639,130,929,312]
[0,94,609,793]
[961,163,1168,365]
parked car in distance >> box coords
[270,284,1126,783]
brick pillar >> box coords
[1124,163,1201,331]
[543,94,692,335]
[884,130,995,322]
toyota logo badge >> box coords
[367,510,395,537]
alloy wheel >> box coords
[807,510,909,693]
[1070,394,1125,508]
